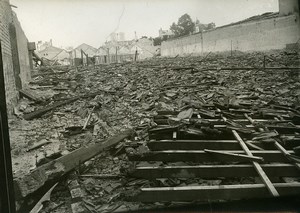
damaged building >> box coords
[1,0,300,213]
[95,37,159,64]
[36,46,70,66]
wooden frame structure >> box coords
[126,105,300,202]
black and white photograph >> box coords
[0,0,300,212]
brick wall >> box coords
[0,0,32,113]
[0,0,18,112]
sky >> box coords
[10,0,279,49]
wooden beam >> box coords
[193,67,300,72]
[128,183,300,202]
[148,140,240,150]
[244,140,264,151]
[267,126,300,134]
[130,164,300,179]
[23,90,114,120]
[14,129,133,199]
[170,125,300,131]
[147,140,271,151]
[246,114,300,171]
[232,130,279,197]
[191,119,291,125]
[127,150,293,163]
[23,97,78,120]
[274,142,300,170]
[19,89,41,103]
[204,149,264,162]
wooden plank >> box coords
[232,130,279,197]
[193,67,300,72]
[267,126,300,134]
[26,140,51,152]
[127,150,293,163]
[147,140,273,151]
[204,149,264,162]
[129,183,300,202]
[130,164,300,179]
[14,129,133,199]
[244,141,264,150]
[191,119,290,124]
[274,138,300,171]
[180,125,300,131]
[23,98,78,120]
[148,140,241,150]
[24,91,114,120]
[246,114,300,171]
[19,89,41,103]
[214,124,254,128]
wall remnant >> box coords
[0,0,32,112]
[161,1,300,57]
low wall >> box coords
[161,14,300,56]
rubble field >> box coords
[9,50,300,212]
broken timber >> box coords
[23,97,78,120]
[129,183,300,202]
[147,140,273,151]
[127,150,294,163]
[23,90,113,120]
[126,103,300,203]
[204,149,264,162]
[130,164,300,179]
[232,130,279,196]
[14,129,133,199]
[192,67,300,74]
[245,113,300,171]
[19,89,42,103]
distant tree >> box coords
[170,22,181,37]
[170,14,195,37]
[153,37,162,46]
[206,22,216,30]
[194,19,216,32]
[178,14,195,35]
[153,35,168,46]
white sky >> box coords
[10,0,279,49]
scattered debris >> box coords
[10,50,300,212]
[14,129,133,198]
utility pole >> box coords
[231,40,233,57]
[81,49,84,66]
[135,48,138,61]
[116,46,118,63]
[74,49,77,68]
[107,48,110,64]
